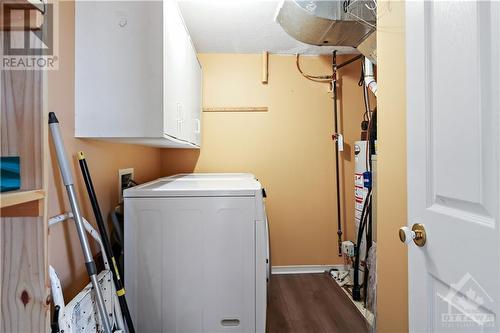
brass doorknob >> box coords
[399,223,426,247]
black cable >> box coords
[343,0,351,13]
[111,209,124,248]
[362,114,377,302]
[361,109,377,304]
[353,197,370,300]
[363,204,373,305]
[352,189,372,301]
[358,61,365,87]
[369,109,377,162]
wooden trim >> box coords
[261,51,269,84]
[203,106,268,113]
[41,67,50,330]
[0,190,45,208]
[0,199,41,217]
[335,277,375,326]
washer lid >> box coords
[165,173,256,181]
[124,174,261,198]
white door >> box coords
[164,0,187,140]
[406,1,500,332]
[186,35,202,146]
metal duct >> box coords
[275,0,375,48]
[357,31,377,64]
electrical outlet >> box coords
[342,240,355,257]
[118,168,134,202]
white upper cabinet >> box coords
[185,34,202,146]
[75,0,201,148]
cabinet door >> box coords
[164,0,188,140]
[75,1,163,138]
[185,35,202,146]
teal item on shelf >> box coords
[1,156,21,192]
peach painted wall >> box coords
[162,54,372,266]
[376,0,408,331]
[47,2,378,299]
[47,1,163,300]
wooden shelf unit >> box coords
[0,189,45,208]
[1,190,45,217]
[0,34,49,331]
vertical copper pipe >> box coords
[332,51,343,257]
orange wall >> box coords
[376,0,408,331]
[47,2,379,299]
[162,53,371,266]
[47,1,163,300]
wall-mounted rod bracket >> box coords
[261,51,269,84]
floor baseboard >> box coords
[271,265,345,275]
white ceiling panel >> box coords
[177,0,357,55]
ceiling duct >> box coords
[357,31,376,64]
[275,0,376,59]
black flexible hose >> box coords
[363,204,373,305]
[111,208,124,247]
[352,189,372,301]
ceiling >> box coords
[177,0,357,55]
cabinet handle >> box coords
[195,119,200,134]
[177,103,184,123]
[177,103,184,134]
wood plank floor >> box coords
[266,273,371,333]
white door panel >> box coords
[407,1,500,332]
[164,0,187,140]
[75,1,163,138]
[125,197,256,333]
[184,35,201,146]
[189,44,202,146]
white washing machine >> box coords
[165,173,271,292]
[124,173,269,333]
